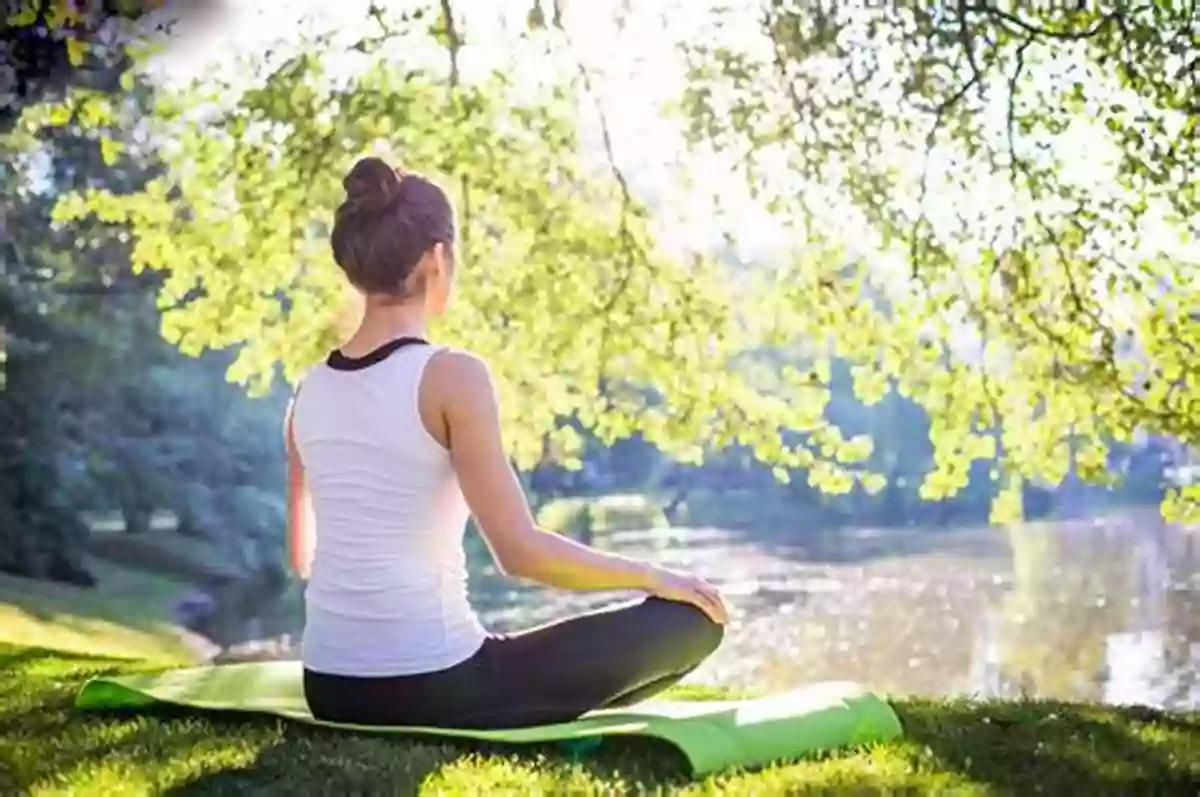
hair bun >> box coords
[343,157,403,208]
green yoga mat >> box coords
[74,661,902,775]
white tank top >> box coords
[292,341,487,677]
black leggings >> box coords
[303,597,724,729]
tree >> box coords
[1,2,168,579]
[678,1,1199,524]
[0,83,153,582]
[2,14,287,583]
[2,0,230,129]
[47,2,881,493]
[33,1,1199,529]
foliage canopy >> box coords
[28,0,1200,523]
[679,0,1199,522]
[44,8,876,491]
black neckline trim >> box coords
[326,336,429,371]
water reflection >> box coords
[467,511,1199,711]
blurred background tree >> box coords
[3,1,284,593]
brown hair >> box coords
[329,157,456,297]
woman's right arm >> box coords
[429,350,726,623]
[284,396,314,580]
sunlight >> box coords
[142,0,790,261]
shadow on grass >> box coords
[898,698,1200,796]
[0,641,172,674]
[165,717,693,797]
[1,643,706,796]
[0,646,232,794]
[7,704,237,784]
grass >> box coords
[0,561,197,664]
[1,642,1197,796]
[3,510,1197,794]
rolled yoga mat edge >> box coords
[73,661,903,776]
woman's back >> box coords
[288,155,723,728]
[292,340,486,677]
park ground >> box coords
[2,557,1198,796]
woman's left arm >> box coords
[285,397,314,579]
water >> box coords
[467,511,1200,711]
[214,510,1200,711]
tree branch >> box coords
[436,0,470,259]
[967,3,1119,41]
[439,0,461,87]
[549,0,643,374]
[761,7,824,229]
[910,0,986,118]
[1004,36,1033,184]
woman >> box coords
[286,156,727,730]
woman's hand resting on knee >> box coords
[644,566,729,625]
[432,350,729,626]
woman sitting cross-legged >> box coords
[286,156,727,730]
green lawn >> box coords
[0,562,198,664]
[2,642,1197,796]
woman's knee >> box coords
[642,597,725,663]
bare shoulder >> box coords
[427,346,493,388]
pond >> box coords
[210,510,1200,711]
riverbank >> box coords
[2,641,1197,796]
